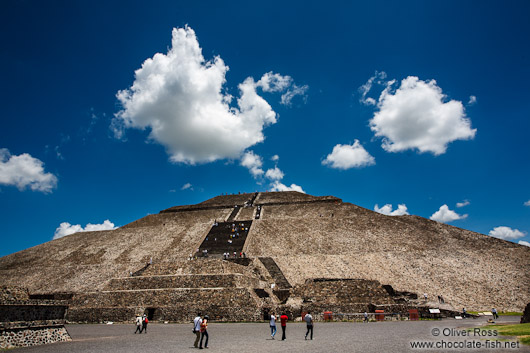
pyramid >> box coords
[0,191,528,322]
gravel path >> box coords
[12,316,529,353]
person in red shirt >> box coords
[280,313,288,340]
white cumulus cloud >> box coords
[113,26,298,165]
[265,166,284,181]
[271,155,279,162]
[524,200,530,207]
[322,140,375,169]
[53,220,117,240]
[456,200,470,208]
[369,76,476,155]
[270,181,305,193]
[240,151,264,178]
[488,226,526,240]
[430,205,468,223]
[0,148,57,193]
[518,240,530,247]
[374,204,409,216]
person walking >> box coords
[304,311,313,340]
[193,313,202,348]
[199,315,209,349]
[269,312,277,339]
[280,312,288,341]
[492,308,498,320]
[141,314,148,333]
[134,315,142,334]
[363,311,368,323]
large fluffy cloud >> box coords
[53,220,117,240]
[374,204,409,216]
[488,226,526,241]
[430,205,468,223]
[114,26,306,164]
[368,76,476,155]
[322,140,375,169]
[0,148,57,193]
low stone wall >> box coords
[0,304,67,323]
[68,305,262,323]
[0,326,71,349]
[291,279,395,305]
[106,274,259,290]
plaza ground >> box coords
[11,316,529,353]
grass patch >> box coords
[481,323,530,345]
[500,312,522,316]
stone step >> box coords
[198,221,252,257]
[258,257,292,289]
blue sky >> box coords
[1,0,529,256]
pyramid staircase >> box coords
[197,221,252,258]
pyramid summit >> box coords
[0,191,528,323]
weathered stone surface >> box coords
[0,326,71,349]
[0,191,528,324]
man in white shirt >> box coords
[304,312,313,340]
[193,313,202,348]
[269,312,277,339]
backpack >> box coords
[144,317,148,324]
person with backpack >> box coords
[134,315,142,334]
[199,315,209,349]
[193,312,202,348]
[141,314,148,333]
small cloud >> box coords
[519,240,530,247]
[322,140,375,170]
[181,183,193,191]
[524,200,530,207]
[271,155,279,162]
[374,204,409,216]
[53,220,117,240]
[358,71,387,105]
[430,205,468,223]
[0,148,58,193]
[270,181,305,193]
[489,226,526,240]
[468,95,477,105]
[280,84,309,106]
[456,200,470,208]
[240,151,264,179]
[265,167,284,181]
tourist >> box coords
[269,312,277,339]
[492,308,498,319]
[423,293,428,301]
[304,311,313,340]
[141,314,148,333]
[462,308,467,318]
[199,315,209,349]
[363,311,368,323]
[280,312,288,340]
[193,313,202,348]
[134,315,142,334]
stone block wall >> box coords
[291,279,395,305]
[106,274,259,290]
[0,326,71,349]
